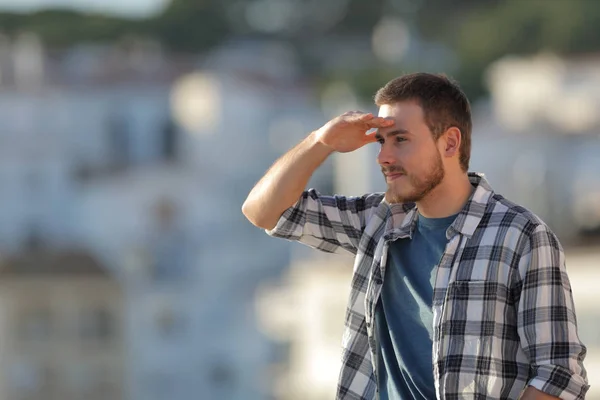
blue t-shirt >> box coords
[375,212,457,400]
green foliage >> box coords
[0,0,229,51]
[0,9,142,46]
[141,0,229,52]
[0,12,26,33]
[334,0,387,35]
[1,0,600,100]
[415,0,600,98]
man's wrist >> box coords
[308,130,335,156]
[520,386,560,400]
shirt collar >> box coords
[382,172,494,240]
[447,172,494,239]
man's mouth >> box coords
[384,172,404,182]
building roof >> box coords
[0,250,112,278]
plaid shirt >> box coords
[266,173,589,399]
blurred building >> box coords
[567,250,600,400]
[0,250,125,400]
[0,32,336,400]
[469,53,600,243]
[256,252,354,400]
[0,33,195,253]
[486,53,600,134]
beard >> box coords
[383,150,445,204]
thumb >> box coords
[364,130,378,144]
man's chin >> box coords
[385,184,423,204]
[385,189,409,204]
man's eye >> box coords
[377,138,384,144]
[396,137,406,143]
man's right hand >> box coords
[314,111,395,153]
[243,111,394,230]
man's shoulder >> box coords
[485,192,557,240]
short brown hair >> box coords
[374,73,472,171]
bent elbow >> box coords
[241,200,277,231]
[241,199,256,224]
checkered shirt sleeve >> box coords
[265,189,385,255]
[517,224,589,399]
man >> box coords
[242,73,589,399]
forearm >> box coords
[520,386,560,400]
[242,131,333,229]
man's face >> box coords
[375,101,445,204]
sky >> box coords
[0,0,169,17]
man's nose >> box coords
[377,144,397,166]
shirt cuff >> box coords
[528,364,589,400]
[264,206,300,239]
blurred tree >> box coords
[0,9,136,47]
[318,0,600,100]
[415,0,600,98]
[0,12,25,34]
[2,0,600,100]
[141,0,229,52]
[0,0,230,52]
[334,0,387,35]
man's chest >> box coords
[359,232,520,342]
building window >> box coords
[154,306,185,340]
[208,360,237,399]
[80,308,114,342]
[148,199,188,283]
[161,117,178,162]
[39,365,58,397]
[24,224,44,251]
[144,371,176,400]
[69,364,117,400]
[106,112,132,169]
[18,308,52,341]
[269,340,291,366]
[10,363,57,400]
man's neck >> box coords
[416,173,473,219]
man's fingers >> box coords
[366,117,395,128]
[341,111,372,120]
[364,131,378,143]
[344,112,373,122]
[340,113,394,133]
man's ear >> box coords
[443,127,461,157]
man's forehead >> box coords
[377,101,425,121]
[377,104,395,118]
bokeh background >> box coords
[0,0,598,399]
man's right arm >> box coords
[242,112,394,253]
[241,131,333,230]
[242,111,393,230]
